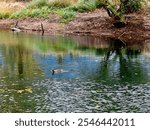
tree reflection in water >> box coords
[0,31,149,112]
[83,38,150,85]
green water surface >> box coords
[0,30,150,112]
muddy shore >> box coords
[0,9,150,43]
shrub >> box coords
[120,0,143,13]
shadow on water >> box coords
[0,30,150,112]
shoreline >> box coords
[0,9,150,43]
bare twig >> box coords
[118,32,127,46]
[118,31,126,39]
[15,21,19,28]
[41,23,44,36]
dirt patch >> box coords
[0,9,150,42]
[66,9,150,42]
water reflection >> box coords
[0,30,150,112]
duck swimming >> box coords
[51,69,63,75]
[11,27,22,32]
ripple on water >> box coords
[0,77,150,112]
[29,78,150,113]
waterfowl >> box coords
[11,27,22,32]
[51,69,63,75]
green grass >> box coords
[67,0,98,12]
[10,0,103,22]
[0,12,10,19]
[55,9,76,23]
[27,0,73,9]
[11,6,52,18]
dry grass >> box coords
[143,0,150,10]
[49,0,78,5]
[27,0,78,9]
[48,0,78,5]
[0,1,25,18]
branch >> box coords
[41,23,44,36]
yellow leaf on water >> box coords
[17,90,24,94]
[25,88,32,93]
[95,105,100,109]
[16,86,33,94]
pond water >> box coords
[0,30,150,113]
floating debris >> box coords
[16,87,32,94]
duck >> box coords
[51,69,63,75]
[11,27,22,32]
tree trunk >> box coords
[102,1,126,28]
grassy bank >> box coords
[0,1,25,19]
[0,0,147,23]
[0,0,102,22]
